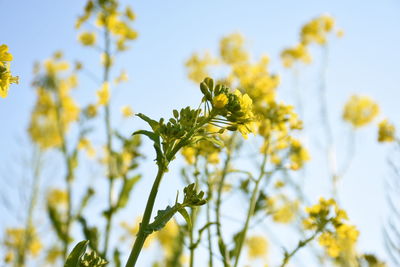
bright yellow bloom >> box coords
[301,14,336,45]
[288,138,310,170]
[281,43,312,68]
[247,235,268,259]
[78,31,97,46]
[343,95,379,128]
[213,94,228,108]
[234,90,254,139]
[181,146,196,164]
[220,33,249,65]
[97,82,110,105]
[121,105,134,117]
[378,119,396,142]
[0,44,18,98]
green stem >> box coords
[205,166,214,267]
[125,164,167,267]
[280,230,321,267]
[215,135,235,267]
[17,148,42,267]
[233,149,269,267]
[102,20,115,258]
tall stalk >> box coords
[233,139,269,267]
[102,18,115,258]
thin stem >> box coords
[205,166,214,267]
[215,134,236,267]
[125,164,167,267]
[233,142,269,267]
[102,20,115,258]
[280,230,321,267]
[17,148,42,267]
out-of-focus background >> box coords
[1,0,400,266]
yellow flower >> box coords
[121,105,134,117]
[213,94,228,108]
[4,227,42,258]
[120,218,155,248]
[78,138,96,158]
[157,219,179,252]
[185,52,218,83]
[181,146,196,164]
[115,70,129,83]
[247,235,268,259]
[47,189,68,206]
[0,44,18,98]
[281,43,312,68]
[0,44,13,64]
[220,33,249,65]
[378,119,396,143]
[97,82,110,105]
[343,95,379,128]
[78,32,97,46]
[125,6,136,20]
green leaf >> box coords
[64,240,89,267]
[47,204,68,243]
[147,205,180,233]
[136,113,159,132]
[116,175,141,210]
[132,130,158,143]
[78,217,99,252]
[178,208,192,230]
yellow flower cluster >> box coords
[3,227,42,260]
[342,95,379,128]
[246,235,268,259]
[231,55,280,106]
[28,55,80,149]
[76,1,138,51]
[78,31,97,46]
[220,33,249,65]
[281,15,342,68]
[318,224,359,258]
[266,195,299,224]
[281,43,311,68]
[301,14,337,45]
[185,52,218,83]
[377,119,396,143]
[303,198,359,259]
[0,44,19,98]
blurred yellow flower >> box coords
[97,82,110,105]
[121,105,134,117]
[78,32,97,46]
[247,235,268,259]
[378,119,396,143]
[343,95,379,128]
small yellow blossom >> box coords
[343,95,379,128]
[47,189,68,206]
[220,33,249,65]
[97,82,110,105]
[0,44,19,98]
[78,138,96,158]
[247,235,268,259]
[78,32,97,46]
[121,105,134,117]
[378,119,396,143]
[281,43,312,68]
[213,94,228,109]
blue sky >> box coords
[1,0,400,266]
